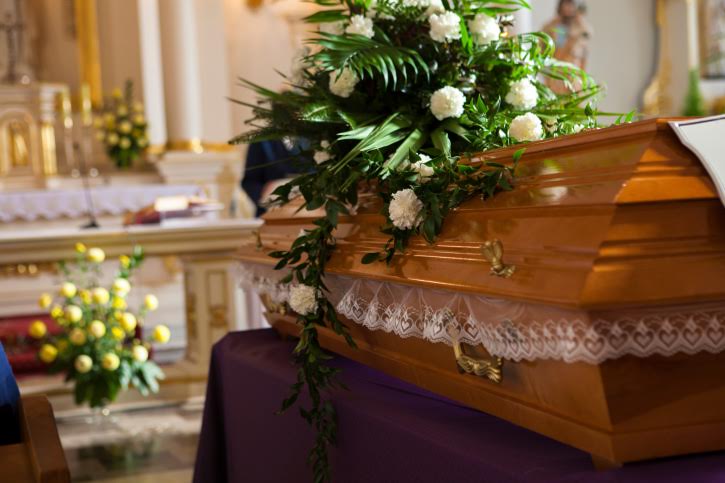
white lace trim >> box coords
[238,262,725,364]
[0,184,202,222]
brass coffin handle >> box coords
[453,341,503,384]
[481,239,516,278]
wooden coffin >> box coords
[237,118,725,468]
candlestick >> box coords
[80,83,93,127]
[686,0,698,71]
[59,90,73,129]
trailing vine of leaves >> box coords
[234,0,627,480]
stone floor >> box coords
[56,400,202,482]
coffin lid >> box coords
[239,118,725,312]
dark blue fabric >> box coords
[242,140,308,216]
[0,343,20,445]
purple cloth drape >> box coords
[193,329,725,482]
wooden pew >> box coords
[0,395,70,482]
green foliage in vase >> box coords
[95,80,150,169]
[29,244,171,409]
[235,1,622,480]
[682,68,707,117]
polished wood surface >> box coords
[0,396,70,483]
[238,118,725,465]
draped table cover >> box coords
[0,184,201,222]
[193,329,725,483]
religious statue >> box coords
[543,0,592,92]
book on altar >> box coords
[237,118,725,468]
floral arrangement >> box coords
[28,244,169,409]
[95,80,149,169]
[237,0,628,480]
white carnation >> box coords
[572,123,584,133]
[545,119,558,133]
[424,0,445,17]
[429,11,461,43]
[329,68,359,98]
[320,21,345,35]
[467,13,500,46]
[505,78,539,110]
[509,113,544,142]
[430,86,465,121]
[314,151,331,164]
[288,284,318,316]
[389,189,424,230]
[346,15,375,38]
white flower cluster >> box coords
[346,14,375,38]
[429,11,461,43]
[467,13,500,46]
[389,189,424,230]
[398,153,435,183]
[505,78,539,110]
[509,113,544,142]
[329,68,359,98]
[314,140,332,164]
[288,284,318,316]
[430,86,465,121]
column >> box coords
[137,0,167,155]
[157,0,204,151]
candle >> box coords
[80,83,93,127]
[60,90,73,130]
[687,0,698,71]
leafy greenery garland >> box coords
[235,0,625,480]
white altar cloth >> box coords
[0,184,202,222]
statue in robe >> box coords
[543,0,592,93]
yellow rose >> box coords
[87,247,106,263]
[120,312,137,332]
[119,255,131,268]
[117,106,128,117]
[111,326,125,341]
[112,88,123,99]
[119,137,131,149]
[101,353,120,371]
[74,355,93,373]
[70,328,87,346]
[50,305,64,319]
[28,320,47,339]
[118,121,132,134]
[144,294,159,311]
[152,325,171,344]
[112,310,123,321]
[89,320,106,338]
[133,101,144,112]
[79,290,92,305]
[39,344,58,363]
[132,345,149,363]
[111,298,126,310]
[112,278,131,296]
[92,287,110,305]
[103,112,115,124]
[64,305,83,323]
[75,242,87,253]
[57,340,69,354]
[133,114,145,125]
[60,282,77,298]
[38,293,53,309]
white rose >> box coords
[411,154,435,182]
[345,15,375,39]
[424,0,445,17]
[314,150,331,164]
[74,355,93,373]
[101,352,120,371]
[288,284,318,316]
[430,86,466,121]
[132,345,149,363]
[389,189,424,230]
[319,21,345,35]
[467,13,500,46]
[509,113,544,142]
[505,78,539,110]
[429,11,461,43]
[329,68,359,98]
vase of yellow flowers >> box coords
[95,80,149,169]
[28,243,169,410]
